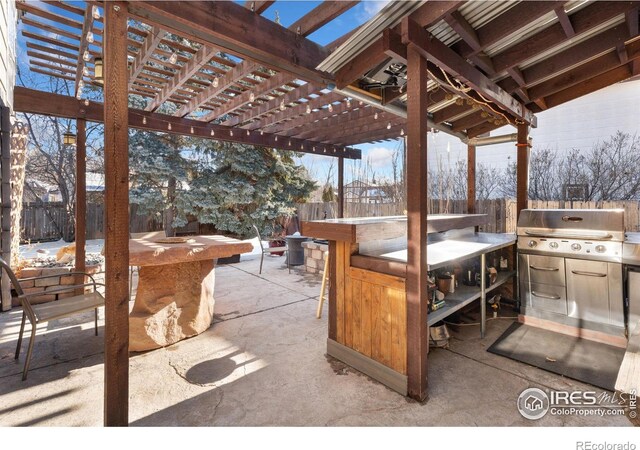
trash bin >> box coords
[286,235,311,266]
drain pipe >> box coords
[335,86,469,142]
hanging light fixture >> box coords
[63,129,76,146]
[94,57,103,83]
[86,31,94,44]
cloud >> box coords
[357,0,392,22]
[366,147,394,169]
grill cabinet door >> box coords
[566,258,609,324]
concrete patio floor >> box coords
[0,254,631,426]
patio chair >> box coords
[0,257,105,381]
[129,231,165,299]
[252,224,290,275]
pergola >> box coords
[4,0,640,426]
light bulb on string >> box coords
[374,112,378,120]
[249,92,255,102]
[190,126,194,134]
[212,77,219,88]
[387,122,391,130]
[142,116,147,125]
[400,129,405,136]
[260,130,264,136]
[306,104,311,114]
[246,129,250,136]
[230,130,234,136]
[210,129,215,136]
[86,31,94,43]
[275,136,278,142]
[83,66,89,76]
[83,99,89,106]
[92,7,100,20]
[167,123,172,131]
[280,100,285,111]
[328,103,333,112]
[346,98,351,108]
[83,50,91,62]
[169,52,178,65]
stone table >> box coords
[129,235,253,351]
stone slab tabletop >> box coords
[129,235,253,267]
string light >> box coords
[230,130,233,136]
[78,80,85,88]
[260,130,264,136]
[275,136,278,141]
[280,100,285,111]
[190,126,194,134]
[249,92,255,102]
[246,129,250,136]
[328,103,333,112]
[142,116,147,125]
[346,98,351,108]
[83,99,89,106]
[306,104,311,114]
[92,7,100,20]
[86,31,94,43]
[83,66,89,76]
[212,77,219,88]
[400,129,405,136]
[169,52,178,64]
[374,112,378,120]
[167,123,172,131]
[387,122,391,130]
[83,50,91,62]
[210,129,215,136]
[288,140,291,146]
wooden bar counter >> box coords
[301,215,516,395]
[128,235,253,351]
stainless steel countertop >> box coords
[361,232,517,270]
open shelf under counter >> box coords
[427,270,516,326]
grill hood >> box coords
[516,209,625,242]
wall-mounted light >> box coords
[94,57,104,84]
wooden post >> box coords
[75,119,86,291]
[467,144,476,214]
[516,123,530,218]
[337,156,344,218]
[103,1,130,427]
[0,106,11,311]
[405,44,429,402]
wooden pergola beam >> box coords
[290,106,381,139]
[244,1,274,14]
[258,98,354,134]
[304,116,405,143]
[75,118,86,293]
[128,26,167,91]
[555,6,575,38]
[103,1,129,427]
[248,91,344,130]
[13,87,361,159]
[401,18,537,126]
[146,45,219,111]
[127,1,334,86]
[289,1,359,36]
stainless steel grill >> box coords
[517,209,625,333]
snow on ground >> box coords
[19,237,261,261]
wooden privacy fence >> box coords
[20,202,163,242]
[20,199,640,242]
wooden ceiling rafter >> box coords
[256,97,357,134]
[244,1,275,14]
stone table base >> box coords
[129,259,216,352]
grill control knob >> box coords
[571,243,582,251]
[528,240,537,248]
[549,242,559,249]
[595,245,606,253]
